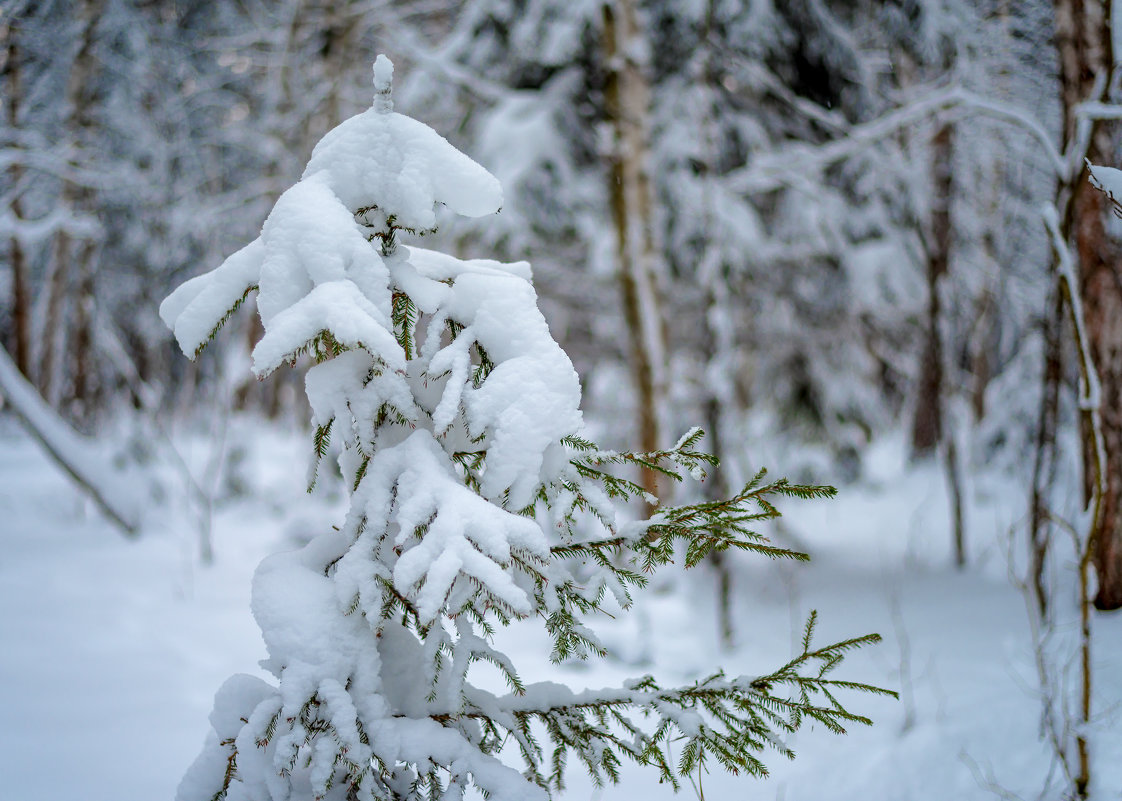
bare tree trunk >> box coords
[968,282,996,421]
[694,0,735,650]
[602,0,667,500]
[912,123,967,567]
[41,0,100,411]
[969,0,1012,425]
[945,433,966,568]
[705,393,735,648]
[1053,0,1122,613]
[912,123,953,457]
[67,240,98,425]
[3,31,31,379]
[66,3,100,427]
[1029,289,1063,619]
[38,236,72,405]
[8,233,30,378]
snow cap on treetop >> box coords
[161,55,507,358]
[373,54,393,113]
[300,57,504,234]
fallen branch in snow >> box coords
[0,343,140,536]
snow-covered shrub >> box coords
[161,56,892,801]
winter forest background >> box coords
[4,0,1122,799]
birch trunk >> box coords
[602,0,667,499]
[40,0,99,410]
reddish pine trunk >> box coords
[1054,0,1122,612]
[1075,179,1122,611]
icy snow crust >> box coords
[163,59,595,801]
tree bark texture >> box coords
[3,31,31,379]
[602,0,667,500]
[912,123,953,457]
[39,0,100,412]
[1029,290,1064,619]
[968,274,998,422]
[68,241,98,424]
[1054,0,1122,612]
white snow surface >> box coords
[5,421,1122,801]
[373,54,393,92]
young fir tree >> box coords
[161,56,893,801]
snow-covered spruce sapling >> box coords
[161,56,894,801]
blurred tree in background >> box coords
[1,0,1120,614]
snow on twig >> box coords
[730,86,1065,194]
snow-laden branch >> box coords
[440,613,893,790]
[1075,100,1122,120]
[0,206,102,245]
[390,27,510,105]
[1041,204,1106,518]
[0,147,107,189]
[730,86,1065,194]
[1088,161,1122,216]
[0,344,141,536]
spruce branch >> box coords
[307,419,334,493]
[392,291,418,360]
[192,284,258,359]
[637,471,825,570]
[451,450,486,493]
[564,427,717,505]
[433,619,893,793]
[534,440,835,668]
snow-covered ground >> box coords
[2,418,1120,801]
